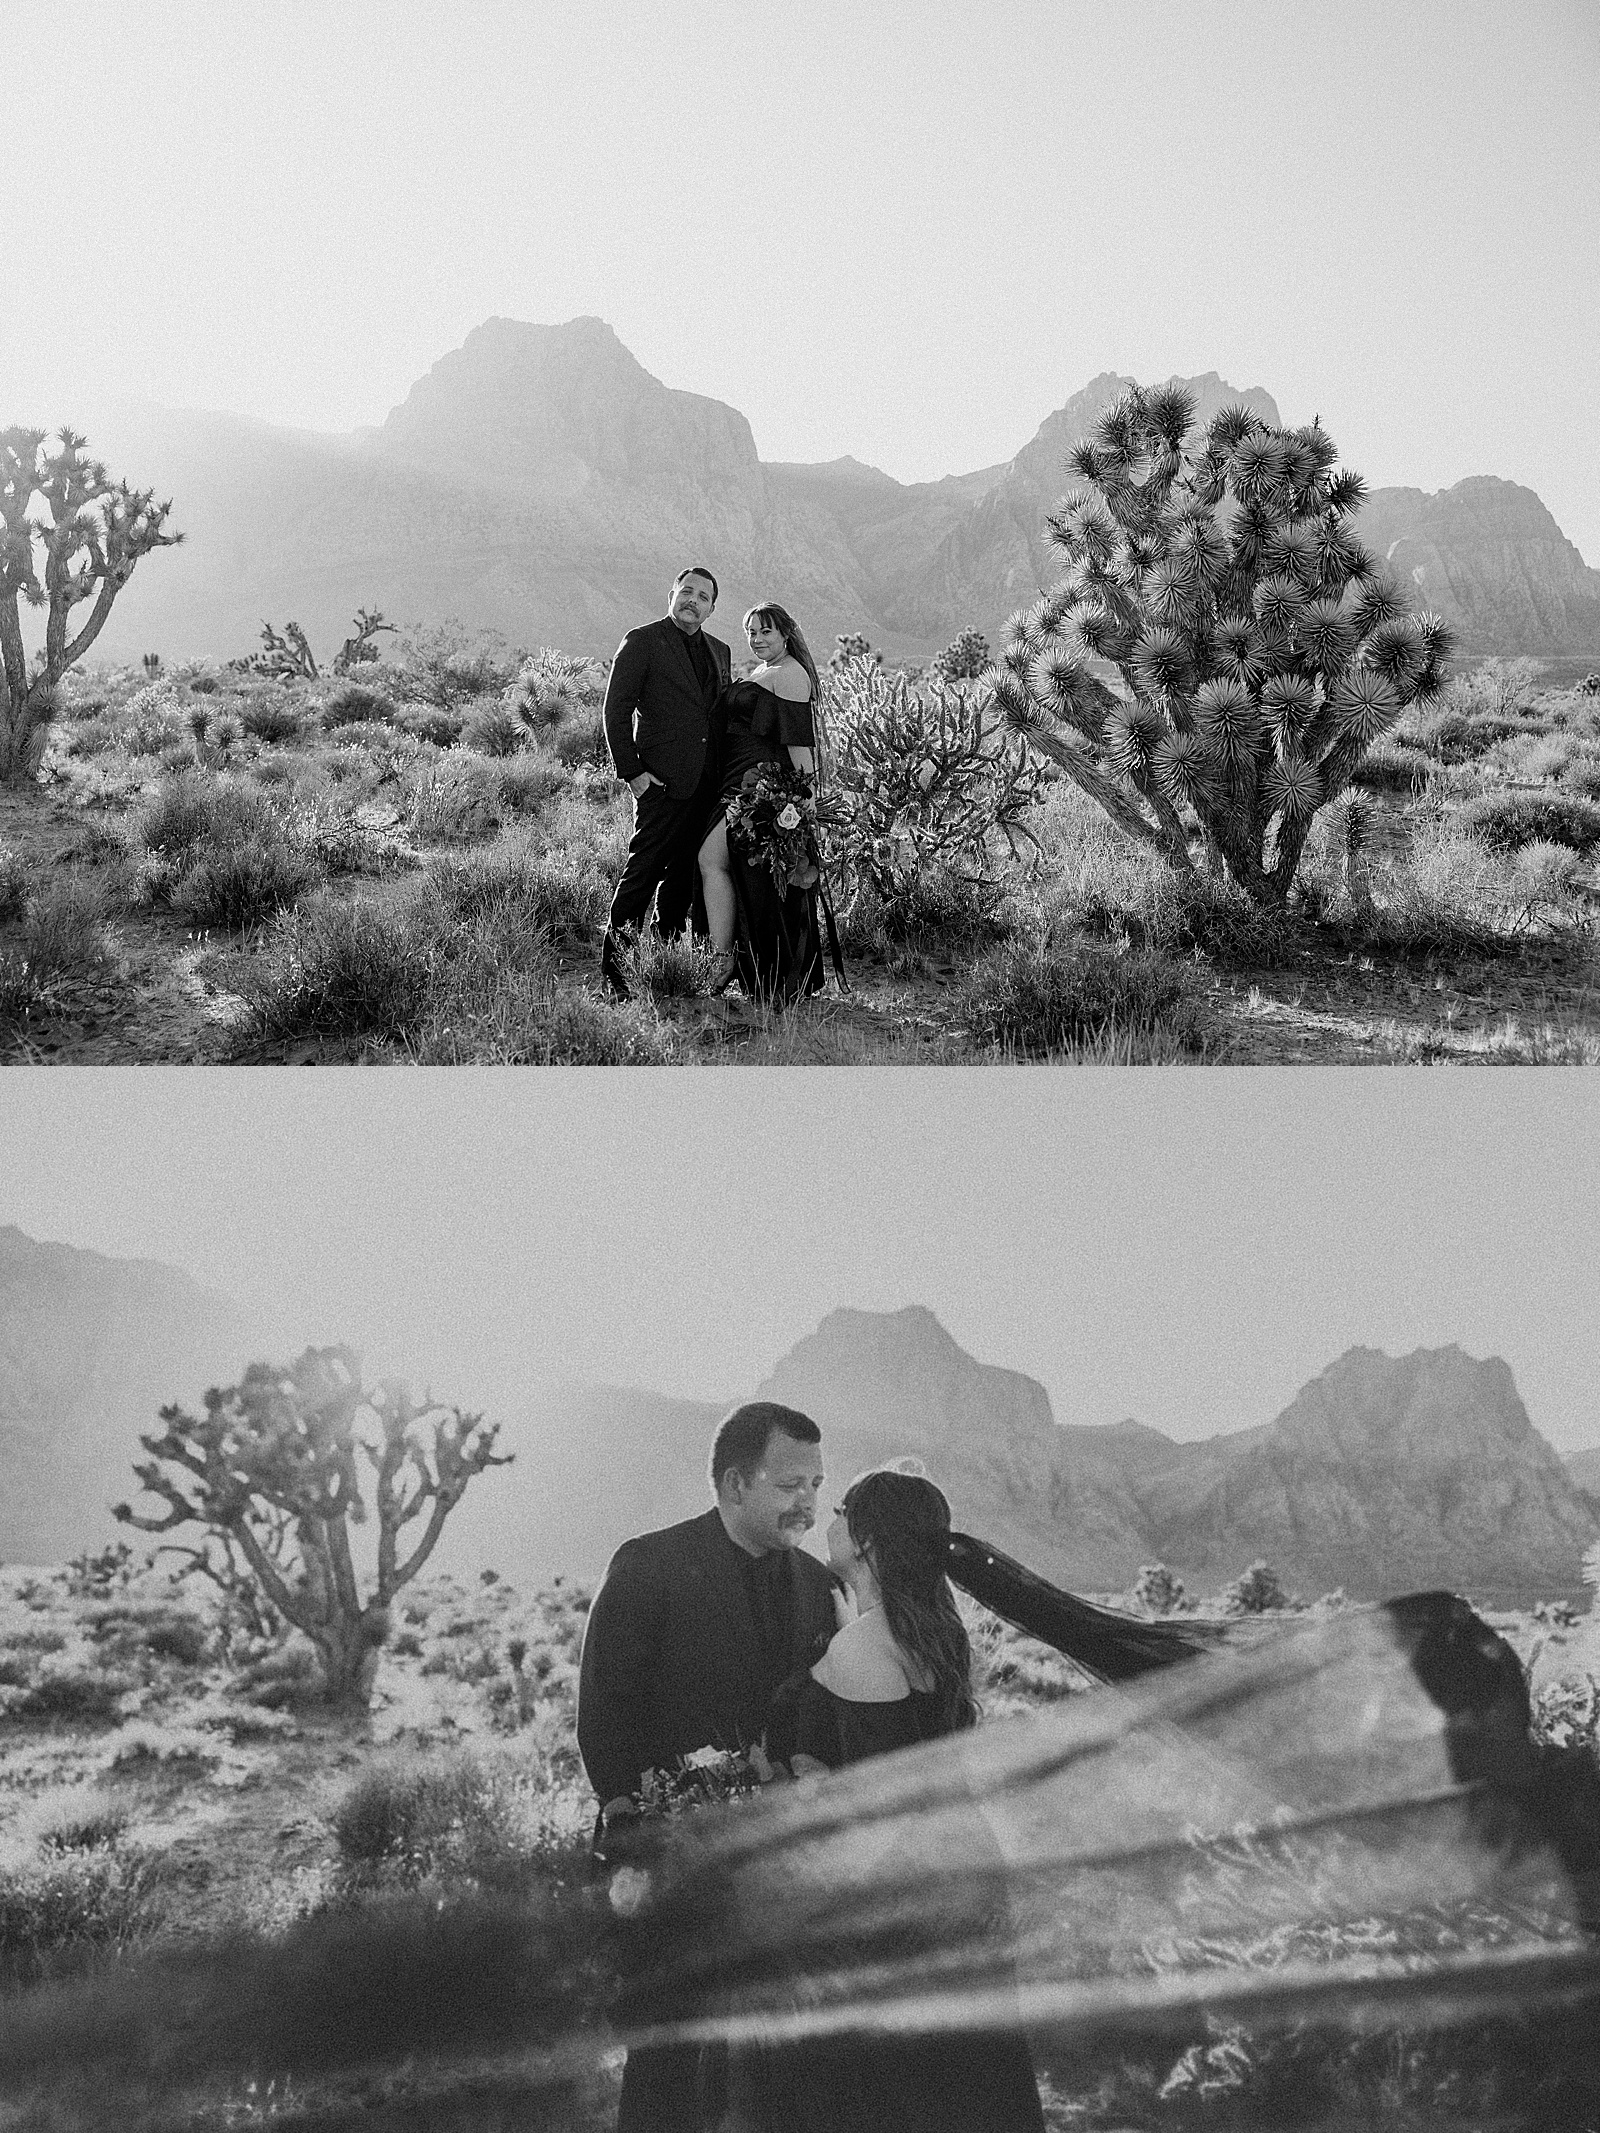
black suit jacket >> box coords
[602,617,732,800]
[577,1507,839,1806]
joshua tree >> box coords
[0,427,181,781]
[985,385,1453,905]
[247,619,320,680]
[331,606,397,674]
[114,1346,511,1707]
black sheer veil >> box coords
[608,1520,1600,2128]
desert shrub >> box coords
[332,1755,492,1866]
[838,864,1008,963]
[87,1604,209,1667]
[231,1641,323,1710]
[238,891,434,1046]
[617,928,721,1000]
[4,1625,67,1654]
[426,839,609,947]
[17,875,109,979]
[0,1847,168,1987]
[407,754,508,843]
[1134,1564,1186,1613]
[38,1801,129,1855]
[1406,707,1528,761]
[132,771,272,861]
[1455,790,1600,854]
[1223,1560,1293,1613]
[957,938,1206,1056]
[116,679,189,757]
[171,831,317,929]
[1446,653,1544,718]
[298,808,411,879]
[323,682,397,729]
[461,699,531,758]
[1509,839,1587,923]
[0,846,28,921]
[239,695,303,742]
[14,1666,135,1720]
[130,773,315,926]
[1493,730,1584,785]
[413,966,677,1066]
[497,753,569,816]
[548,705,608,769]
[393,622,519,711]
[394,704,464,748]
[1349,739,1433,795]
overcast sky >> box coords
[4,1071,1597,1457]
[4,0,1597,559]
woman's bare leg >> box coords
[698,816,737,952]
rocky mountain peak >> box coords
[374,313,763,505]
[1272,1343,1546,1468]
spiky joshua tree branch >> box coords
[114,1346,512,1706]
[0,426,182,781]
[983,386,1454,905]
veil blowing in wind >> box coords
[2,1522,1596,2133]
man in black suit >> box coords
[579,1401,838,2133]
[577,1399,838,1820]
[599,564,732,998]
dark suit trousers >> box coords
[609,772,714,939]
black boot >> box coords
[600,929,632,1001]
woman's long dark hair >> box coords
[843,1469,978,1732]
[945,1531,1215,1682]
[743,599,828,772]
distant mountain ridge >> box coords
[4,1238,1594,1604]
[78,318,1600,665]
[0,1226,269,1564]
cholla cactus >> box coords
[0,426,181,781]
[830,656,1047,913]
[929,627,993,685]
[986,386,1454,905]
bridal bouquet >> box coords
[723,763,826,896]
[631,1742,775,1821]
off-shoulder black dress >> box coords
[710,680,831,1006]
[733,1672,1047,2133]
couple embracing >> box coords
[577,1400,1050,2133]
[599,568,835,1008]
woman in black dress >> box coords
[754,1468,1049,2133]
[698,602,826,1004]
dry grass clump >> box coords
[956,938,1208,1060]
[127,772,319,930]
[1454,789,1600,855]
[13,876,111,981]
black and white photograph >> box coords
[2,2,1599,2130]
[1,1,1597,1060]
[1,1075,1598,2129]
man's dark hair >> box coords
[674,565,719,603]
[710,1401,820,1491]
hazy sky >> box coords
[4,1071,1597,1456]
[4,0,1597,559]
